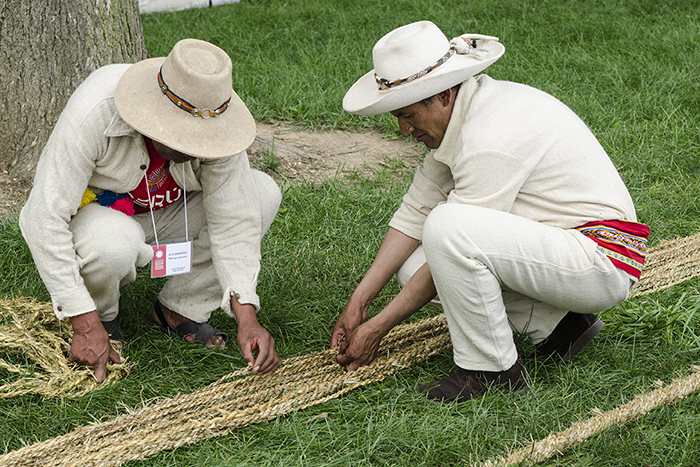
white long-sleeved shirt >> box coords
[19,64,263,320]
[390,75,636,239]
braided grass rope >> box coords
[0,298,132,399]
[0,232,699,465]
[0,314,451,466]
[479,365,700,467]
[631,231,700,297]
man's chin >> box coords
[415,135,429,148]
[413,133,440,149]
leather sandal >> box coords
[152,300,228,347]
[101,318,125,345]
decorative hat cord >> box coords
[158,67,230,119]
[374,34,498,91]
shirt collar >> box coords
[104,108,139,138]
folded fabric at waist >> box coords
[575,219,650,280]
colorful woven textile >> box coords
[576,219,650,279]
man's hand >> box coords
[68,311,124,383]
[335,320,385,371]
[330,228,420,351]
[232,299,279,375]
[334,262,439,372]
[330,297,368,350]
[237,319,280,375]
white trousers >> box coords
[396,204,632,372]
[68,170,281,323]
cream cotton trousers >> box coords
[396,204,632,372]
[68,170,281,323]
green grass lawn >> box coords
[2,0,700,465]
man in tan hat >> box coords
[331,21,649,402]
[20,39,281,382]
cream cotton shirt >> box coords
[389,75,637,239]
[20,64,263,320]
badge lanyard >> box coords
[142,157,193,278]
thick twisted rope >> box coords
[631,231,700,297]
[0,232,699,465]
[0,298,131,399]
[479,365,700,467]
[0,314,451,466]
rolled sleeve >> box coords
[389,153,454,241]
[200,152,263,318]
[45,287,97,320]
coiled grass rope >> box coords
[1,232,699,466]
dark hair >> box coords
[420,82,462,106]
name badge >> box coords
[151,241,193,278]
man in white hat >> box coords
[20,39,282,382]
[331,21,649,402]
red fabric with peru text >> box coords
[131,137,184,214]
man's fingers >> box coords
[335,338,351,365]
[93,357,108,383]
[250,340,266,374]
[336,352,360,371]
[330,324,348,349]
[330,331,342,349]
[338,338,350,355]
[240,342,255,367]
[250,338,280,375]
[237,325,279,375]
[109,347,125,364]
[336,349,352,366]
[255,351,280,375]
[244,336,267,374]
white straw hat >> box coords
[115,38,255,159]
[343,21,505,116]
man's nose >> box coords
[397,118,414,136]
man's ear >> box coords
[435,88,455,108]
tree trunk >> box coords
[0,0,149,179]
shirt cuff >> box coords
[50,287,96,320]
[389,214,425,241]
[221,286,260,319]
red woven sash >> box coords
[575,219,650,279]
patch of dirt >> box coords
[0,122,425,219]
[248,122,424,183]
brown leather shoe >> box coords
[417,357,528,403]
[535,312,604,364]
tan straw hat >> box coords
[343,21,505,116]
[115,38,255,159]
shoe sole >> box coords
[559,318,605,364]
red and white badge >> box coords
[151,241,193,278]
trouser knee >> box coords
[423,204,466,261]
[251,170,282,235]
[70,203,152,280]
[396,246,427,287]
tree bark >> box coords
[0,0,148,179]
